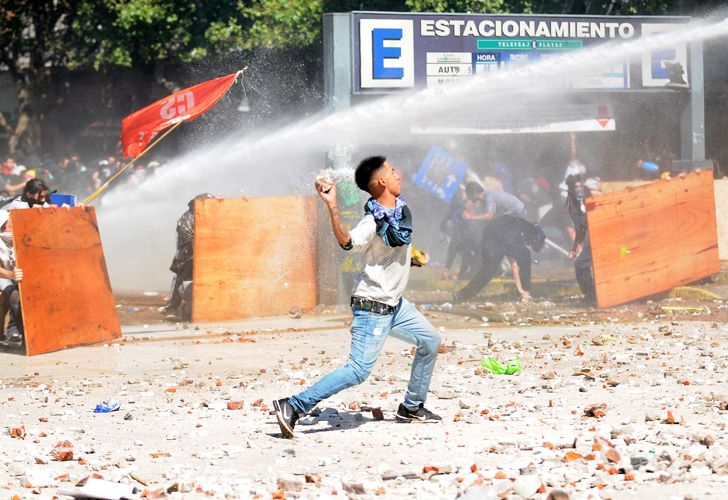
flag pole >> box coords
[81,120,184,206]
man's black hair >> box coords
[355,156,386,192]
[464,181,484,198]
[564,174,582,190]
[22,178,48,197]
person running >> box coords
[273,156,442,438]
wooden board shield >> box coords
[711,178,728,261]
[11,207,121,355]
[587,169,720,308]
[192,196,318,322]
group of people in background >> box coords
[0,154,167,201]
[441,136,603,305]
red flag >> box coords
[121,71,241,158]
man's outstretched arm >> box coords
[316,183,352,248]
[510,258,531,302]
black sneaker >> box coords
[395,403,442,423]
[273,398,299,438]
[5,327,22,344]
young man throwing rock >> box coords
[273,156,442,438]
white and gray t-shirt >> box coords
[348,214,411,306]
[484,190,527,218]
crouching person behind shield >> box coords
[0,210,24,345]
[161,193,216,321]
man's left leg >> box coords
[5,285,23,344]
[388,299,442,422]
[575,235,595,302]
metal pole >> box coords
[681,39,705,162]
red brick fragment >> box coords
[605,449,621,463]
[8,426,25,439]
[584,403,608,418]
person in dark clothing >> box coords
[440,190,476,280]
[453,215,545,302]
[162,193,215,320]
[565,174,596,303]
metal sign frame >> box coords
[350,11,690,93]
[323,11,705,161]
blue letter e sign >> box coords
[359,18,413,89]
[372,28,404,79]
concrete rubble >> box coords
[1,300,728,499]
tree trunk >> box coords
[7,77,42,158]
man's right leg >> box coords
[168,275,181,309]
[179,281,193,321]
[275,308,391,437]
[574,235,595,301]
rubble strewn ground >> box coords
[2,292,728,499]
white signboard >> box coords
[360,19,415,89]
[426,52,472,86]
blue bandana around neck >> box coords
[364,196,412,247]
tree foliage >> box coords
[70,1,246,69]
[0,1,82,154]
[240,0,324,49]
[405,0,510,13]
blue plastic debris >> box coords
[93,400,121,413]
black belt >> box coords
[350,296,396,315]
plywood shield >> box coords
[192,196,318,322]
[587,169,719,308]
[712,178,728,260]
[11,207,121,355]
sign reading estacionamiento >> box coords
[354,12,690,92]
[418,18,636,38]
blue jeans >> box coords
[289,298,441,415]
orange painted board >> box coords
[11,207,121,355]
[587,169,719,308]
[192,196,318,322]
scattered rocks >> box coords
[50,440,74,462]
[584,403,608,418]
[342,481,366,494]
[512,474,542,498]
[276,473,304,492]
[0,315,724,498]
[8,425,25,439]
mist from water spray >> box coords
[98,15,728,291]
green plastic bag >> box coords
[480,356,522,375]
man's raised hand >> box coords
[316,181,337,207]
